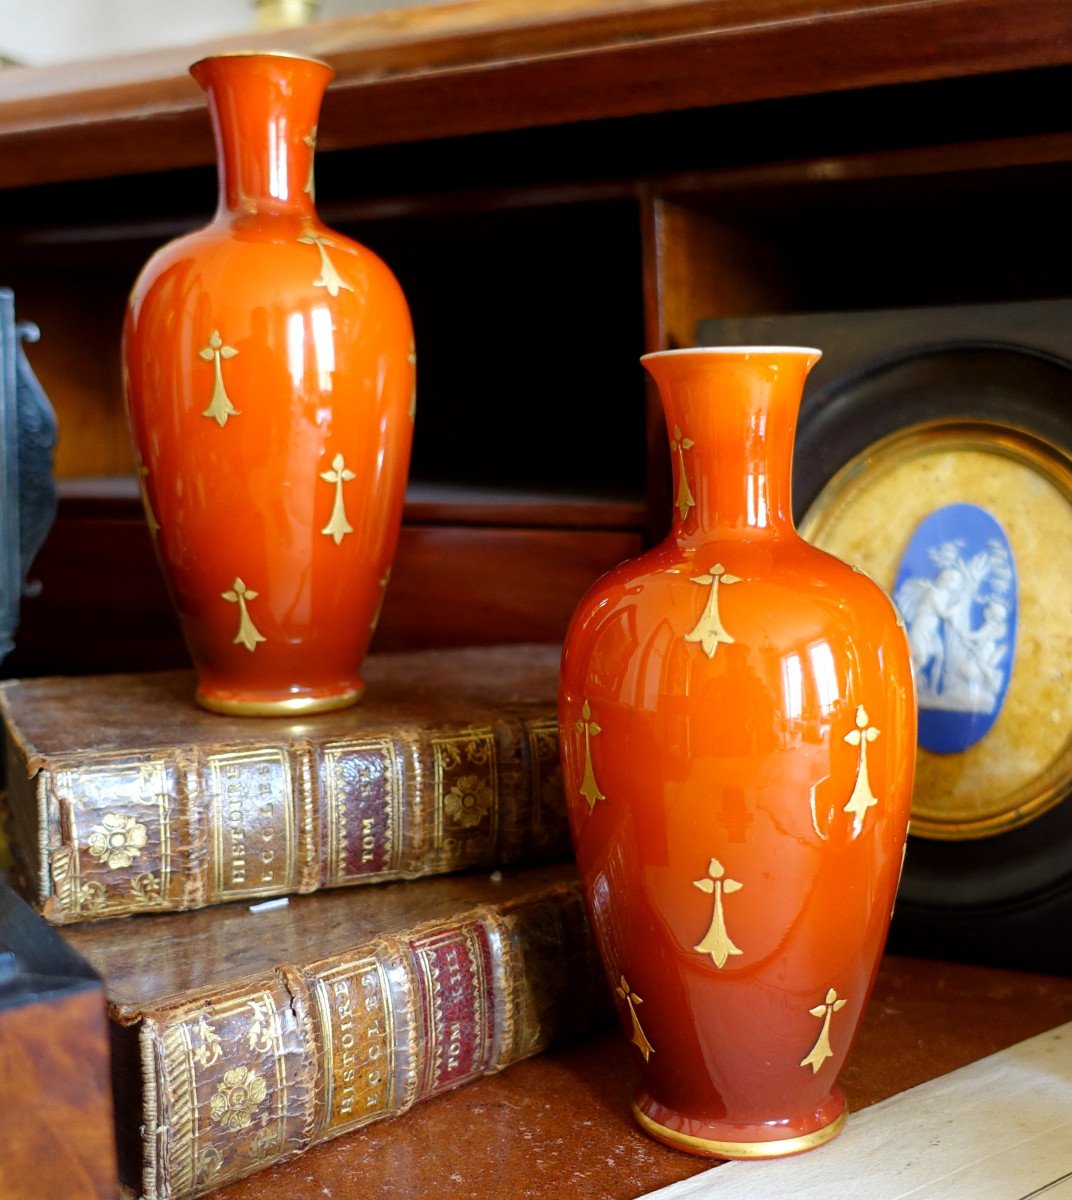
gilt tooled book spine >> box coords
[0,646,567,925]
[68,870,605,1200]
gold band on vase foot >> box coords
[196,686,364,716]
[631,1104,847,1159]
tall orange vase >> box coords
[559,348,916,1157]
[123,52,414,715]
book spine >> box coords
[128,881,602,1200]
[30,712,566,925]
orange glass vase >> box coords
[559,348,916,1157]
[123,52,414,715]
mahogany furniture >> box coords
[1,0,1070,675]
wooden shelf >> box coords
[203,953,1072,1199]
[4,0,1072,685]
[1,0,1071,189]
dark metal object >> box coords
[0,286,58,665]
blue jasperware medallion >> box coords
[893,503,1017,755]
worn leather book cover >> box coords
[0,882,118,1200]
[0,644,566,926]
[60,862,605,1200]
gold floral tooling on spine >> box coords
[432,730,500,866]
[56,756,174,920]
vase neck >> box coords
[643,348,820,541]
[191,53,332,220]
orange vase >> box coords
[559,348,916,1157]
[123,52,414,715]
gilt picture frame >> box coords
[698,298,1072,972]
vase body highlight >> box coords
[123,52,414,714]
[559,348,916,1156]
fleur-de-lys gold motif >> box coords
[843,705,881,832]
[443,774,493,829]
[195,1147,224,1185]
[685,563,742,658]
[692,858,743,968]
[210,1066,268,1131]
[250,1125,282,1163]
[298,228,354,297]
[576,700,606,813]
[222,578,267,652]
[320,452,356,544]
[198,331,240,427]
[87,813,148,870]
[193,1013,223,1069]
[670,425,696,521]
[130,871,163,906]
[247,998,275,1055]
[616,975,654,1062]
[800,987,847,1074]
[77,880,107,917]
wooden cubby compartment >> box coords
[2,0,1071,677]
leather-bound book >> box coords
[60,862,606,1200]
[0,644,565,925]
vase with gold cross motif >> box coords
[123,51,414,714]
[559,347,916,1157]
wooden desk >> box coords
[209,955,1072,1199]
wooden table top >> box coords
[209,953,1072,1199]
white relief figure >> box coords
[895,537,1012,714]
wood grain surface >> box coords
[0,0,1071,189]
[202,953,1072,1200]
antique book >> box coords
[60,862,606,1200]
[0,644,565,926]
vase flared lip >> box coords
[190,48,333,77]
[641,345,822,362]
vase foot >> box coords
[195,685,364,716]
[631,1089,846,1159]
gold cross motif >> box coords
[370,568,391,633]
[298,228,354,298]
[670,425,695,521]
[692,858,743,968]
[843,705,881,832]
[616,975,655,1062]
[222,578,267,652]
[800,987,847,1074]
[198,331,240,427]
[135,461,161,536]
[576,700,606,812]
[319,453,357,545]
[685,564,742,658]
[303,127,317,200]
